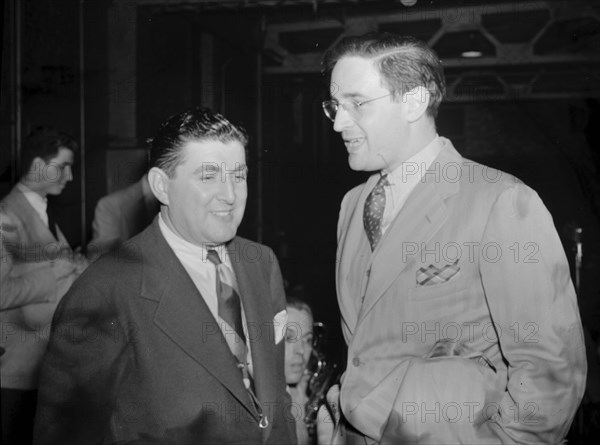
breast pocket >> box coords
[406,276,467,302]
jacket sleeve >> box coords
[87,197,121,257]
[33,279,131,445]
[0,211,59,309]
[479,183,586,443]
[1,240,57,309]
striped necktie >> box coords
[206,249,268,429]
[206,249,246,351]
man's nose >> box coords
[64,165,73,182]
[294,340,305,355]
[219,176,236,203]
[333,106,353,132]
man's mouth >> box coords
[344,137,365,151]
[212,210,233,217]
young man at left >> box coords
[1,126,87,445]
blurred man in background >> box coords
[1,126,87,445]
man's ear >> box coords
[148,167,170,206]
[404,85,430,123]
[22,157,46,182]
[30,156,46,170]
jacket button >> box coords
[352,357,360,367]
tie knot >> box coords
[378,173,390,187]
[206,249,222,266]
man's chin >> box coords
[46,189,63,196]
[208,228,238,245]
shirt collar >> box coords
[384,135,443,186]
[16,182,47,215]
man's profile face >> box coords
[162,140,248,246]
[330,56,409,172]
[29,147,74,197]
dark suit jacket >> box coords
[33,219,296,445]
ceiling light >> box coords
[461,50,483,58]
[461,32,485,58]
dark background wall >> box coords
[2,0,600,439]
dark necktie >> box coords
[363,173,390,251]
[206,249,268,428]
[46,202,58,240]
[206,249,246,346]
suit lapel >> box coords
[8,187,58,246]
[358,144,462,321]
[337,175,379,335]
[139,223,259,420]
[228,239,276,442]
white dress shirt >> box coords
[158,214,253,374]
[17,182,49,226]
[381,135,443,235]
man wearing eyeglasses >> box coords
[319,33,586,444]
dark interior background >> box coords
[2,0,600,440]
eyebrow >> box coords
[333,92,367,101]
[192,163,247,176]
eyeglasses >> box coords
[321,93,393,122]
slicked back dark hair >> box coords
[20,126,78,177]
[322,33,446,118]
[148,106,249,178]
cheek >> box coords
[236,184,248,200]
[303,346,313,361]
[284,346,293,362]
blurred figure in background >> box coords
[285,297,314,445]
[0,126,87,445]
[87,173,159,258]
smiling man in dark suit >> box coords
[33,107,296,445]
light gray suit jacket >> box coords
[336,138,586,444]
[88,177,159,256]
[0,186,78,389]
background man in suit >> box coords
[33,107,296,445]
[1,126,86,445]
[87,173,159,257]
[320,33,586,444]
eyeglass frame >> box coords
[321,93,394,122]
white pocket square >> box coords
[273,310,287,344]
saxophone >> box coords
[304,322,341,443]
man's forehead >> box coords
[330,56,383,97]
[179,140,247,172]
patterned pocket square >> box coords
[416,259,460,286]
